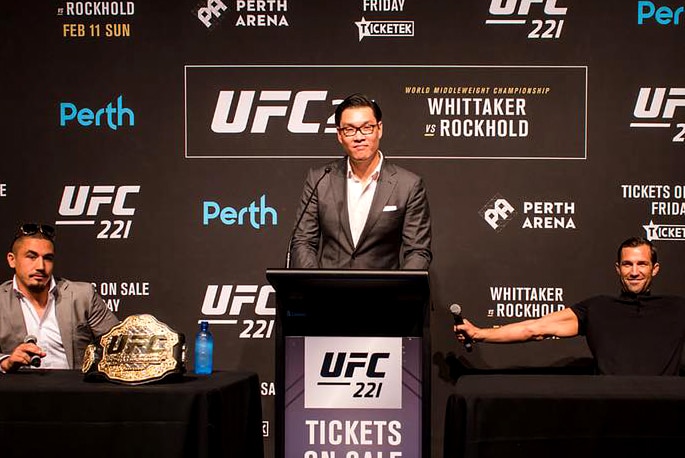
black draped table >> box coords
[0,369,264,458]
[444,374,685,458]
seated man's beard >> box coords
[27,282,48,293]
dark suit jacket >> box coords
[290,157,432,269]
[0,277,120,369]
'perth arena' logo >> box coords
[630,87,685,143]
[355,17,414,41]
[194,0,289,28]
[480,194,577,231]
[194,0,228,28]
[479,194,517,232]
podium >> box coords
[266,268,431,458]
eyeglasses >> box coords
[14,223,56,240]
[338,124,378,137]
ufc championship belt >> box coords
[82,314,186,385]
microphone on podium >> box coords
[450,304,473,352]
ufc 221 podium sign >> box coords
[266,269,431,458]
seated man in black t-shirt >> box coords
[454,237,685,375]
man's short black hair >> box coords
[617,237,657,264]
[10,223,56,253]
[334,93,382,127]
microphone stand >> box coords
[285,166,331,268]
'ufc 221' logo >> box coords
[305,337,402,409]
[211,90,340,134]
[200,284,275,339]
[631,87,685,143]
[57,185,140,239]
[320,351,389,398]
[486,0,568,39]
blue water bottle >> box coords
[194,320,214,375]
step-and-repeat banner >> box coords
[2,1,683,456]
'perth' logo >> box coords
[202,194,277,229]
[59,95,134,130]
[637,1,684,25]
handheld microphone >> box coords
[449,304,473,352]
[23,335,42,367]
[285,166,332,268]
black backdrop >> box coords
[2,1,684,456]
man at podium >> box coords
[289,93,432,270]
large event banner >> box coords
[185,65,586,159]
[2,2,684,458]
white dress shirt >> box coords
[347,152,383,247]
[14,276,69,369]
